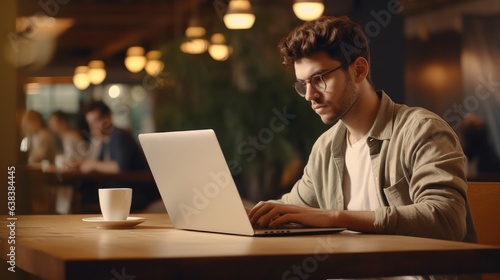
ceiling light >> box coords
[185,26,206,38]
[87,60,106,85]
[293,0,325,21]
[209,33,232,61]
[73,66,90,90]
[180,39,209,54]
[181,17,209,54]
[124,46,147,73]
[223,0,256,30]
[145,50,164,76]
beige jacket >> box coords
[281,91,477,243]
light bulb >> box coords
[208,33,232,61]
[124,46,147,73]
[185,26,206,38]
[145,50,164,76]
[209,45,232,61]
[88,60,106,85]
[73,66,90,90]
[293,1,324,21]
[181,39,209,54]
[223,0,256,29]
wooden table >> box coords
[46,169,156,184]
[1,214,499,280]
[20,165,156,185]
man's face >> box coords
[85,110,112,137]
[294,51,358,124]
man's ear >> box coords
[352,57,369,83]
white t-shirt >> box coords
[342,133,380,211]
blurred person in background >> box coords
[21,110,57,165]
[79,101,147,174]
[48,110,86,170]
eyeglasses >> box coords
[292,64,345,97]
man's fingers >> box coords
[249,203,276,225]
[248,202,311,226]
[249,202,283,225]
[247,201,265,220]
[269,213,301,227]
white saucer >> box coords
[82,217,146,229]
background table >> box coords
[1,214,499,280]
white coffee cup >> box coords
[98,188,132,221]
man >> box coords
[80,101,145,173]
[78,101,159,211]
[249,16,476,243]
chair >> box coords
[467,181,500,246]
[467,182,500,280]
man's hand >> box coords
[248,201,377,232]
[248,201,337,228]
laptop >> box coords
[138,129,345,236]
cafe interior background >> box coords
[1,0,500,215]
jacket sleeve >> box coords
[278,137,325,208]
[374,116,469,241]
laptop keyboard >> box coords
[253,222,305,230]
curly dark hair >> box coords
[278,16,373,85]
